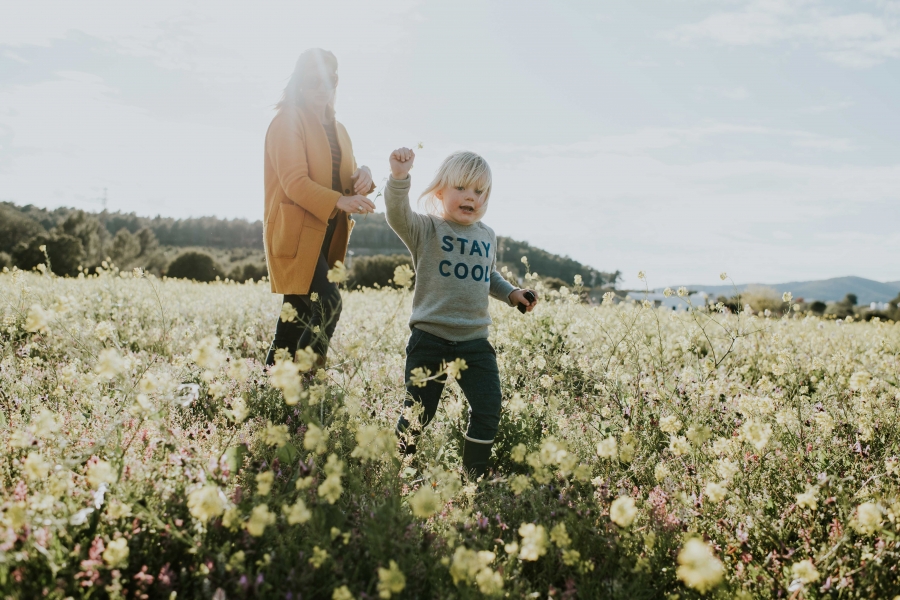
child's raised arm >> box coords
[384,147,428,250]
[390,147,415,180]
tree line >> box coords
[0,202,620,288]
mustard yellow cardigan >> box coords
[263,105,372,295]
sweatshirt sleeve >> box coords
[384,175,429,250]
[490,271,517,305]
[488,233,517,305]
[266,114,341,224]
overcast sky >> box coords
[1,0,899,286]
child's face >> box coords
[435,184,488,225]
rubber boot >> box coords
[462,439,493,480]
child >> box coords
[384,148,537,478]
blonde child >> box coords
[385,148,537,477]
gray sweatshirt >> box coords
[384,175,517,341]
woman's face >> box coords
[299,69,338,113]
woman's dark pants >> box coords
[265,221,342,366]
[396,327,502,477]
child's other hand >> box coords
[390,147,415,180]
[510,289,538,312]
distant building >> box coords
[626,291,715,311]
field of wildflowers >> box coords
[2,263,900,599]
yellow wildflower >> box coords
[393,264,414,288]
[187,484,226,522]
[796,485,818,510]
[332,586,354,600]
[509,474,532,495]
[263,421,289,447]
[229,396,249,423]
[562,549,581,566]
[95,348,126,379]
[474,567,504,596]
[280,302,299,323]
[704,482,728,504]
[23,452,50,481]
[740,419,772,450]
[510,443,527,463]
[445,358,467,380]
[550,522,571,547]
[660,415,682,433]
[326,261,348,284]
[610,496,638,528]
[245,504,276,537]
[283,498,312,525]
[686,425,712,446]
[676,538,724,593]
[103,538,130,568]
[86,460,117,489]
[715,459,739,482]
[192,336,226,370]
[222,507,241,530]
[256,471,275,496]
[655,463,671,482]
[852,501,882,535]
[619,442,636,463]
[32,409,60,438]
[269,358,303,405]
[849,371,871,391]
[596,436,617,459]
[377,560,406,598]
[25,304,51,333]
[669,435,690,456]
[791,559,820,584]
[350,425,395,462]
[304,423,327,454]
[518,523,548,561]
[309,546,329,568]
[409,486,440,518]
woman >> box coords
[263,48,375,367]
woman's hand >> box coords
[352,166,373,195]
[509,289,538,312]
[390,148,415,180]
[336,194,376,215]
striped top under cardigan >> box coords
[323,119,343,194]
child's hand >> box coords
[390,147,415,180]
[510,289,538,313]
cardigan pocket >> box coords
[271,203,306,258]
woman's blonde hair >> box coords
[419,151,493,216]
[276,48,338,115]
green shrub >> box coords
[12,233,85,277]
[165,251,221,282]
[348,254,413,289]
[228,262,268,283]
[108,228,142,267]
[0,204,46,254]
[541,276,568,291]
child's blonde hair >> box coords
[419,151,493,216]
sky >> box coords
[1,0,899,287]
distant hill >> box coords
[677,276,900,305]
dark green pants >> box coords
[396,327,502,445]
